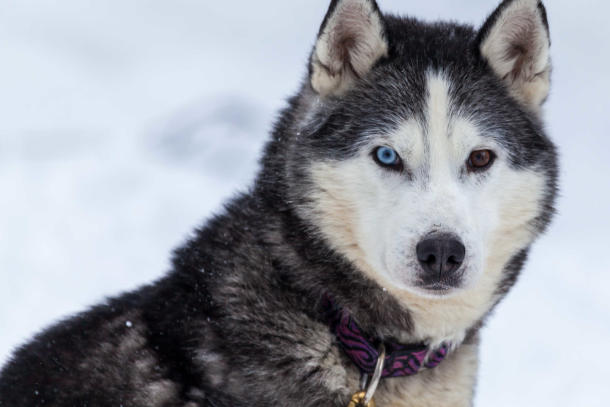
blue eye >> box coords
[374,146,402,169]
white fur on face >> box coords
[307,72,548,344]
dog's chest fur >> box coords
[316,335,480,407]
[376,343,479,407]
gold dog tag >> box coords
[348,391,376,407]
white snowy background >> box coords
[1,0,608,405]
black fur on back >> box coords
[0,2,557,406]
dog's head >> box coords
[274,0,557,311]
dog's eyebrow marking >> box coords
[385,119,425,176]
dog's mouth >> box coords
[421,282,455,291]
[415,272,465,295]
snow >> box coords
[1,1,609,405]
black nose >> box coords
[416,235,466,276]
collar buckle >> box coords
[349,344,386,407]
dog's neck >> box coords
[321,294,451,379]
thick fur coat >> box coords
[0,1,558,406]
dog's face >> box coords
[284,0,557,310]
[303,71,554,300]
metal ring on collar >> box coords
[363,344,385,405]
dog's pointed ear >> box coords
[310,0,388,97]
[477,0,551,111]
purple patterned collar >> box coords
[322,295,449,378]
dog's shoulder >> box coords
[0,192,332,406]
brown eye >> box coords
[467,150,495,171]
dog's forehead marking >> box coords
[390,72,493,181]
[424,72,453,183]
[389,72,481,183]
[425,72,452,141]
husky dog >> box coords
[0,0,558,406]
